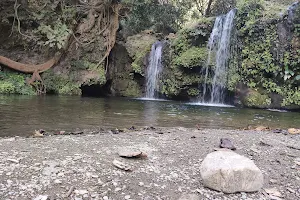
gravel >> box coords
[0,127,299,200]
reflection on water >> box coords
[0,95,299,137]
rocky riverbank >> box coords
[0,127,299,200]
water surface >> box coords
[0,95,299,137]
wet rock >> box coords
[71,131,84,135]
[110,129,120,134]
[219,138,236,150]
[255,126,270,131]
[178,194,201,200]
[144,126,155,130]
[33,130,44,138]
[288,128,300,134]
[200,151,263,193]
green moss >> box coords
[58,82,81,95]
[0,71,36,95]
[120,80,141,97]
[71,60,106,86]
[187,88,200,96]
[125,33,157,76]
[131,48,150,75]
[173,47,208,68]
[243,91,271,108]
[0,81,15,94]
[42,71,81,95]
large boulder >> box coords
[200,151,263,193]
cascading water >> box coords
[202,9,236,104]
[145,41,164,99]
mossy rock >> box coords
[187,88,200,96]
[125,33,158,75]
[173,47,208,68]
[242,90,271,108]
[42,71,81,95]
[119,80,141,97]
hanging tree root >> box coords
[74,0,122,70]
[0,0,123,94]
[0,53,61,94]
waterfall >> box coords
[287,2,300,24]
[145,41,164,99]
[202,9,236,104]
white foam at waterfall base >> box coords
[187,102,234,108]
[145,41,164,99]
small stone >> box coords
[200,151,263,193]
[270,179,278,184]
[118,148,147,158]
[7,158,19,164]
[6,172,12,176]
[287,188,295,193]
[33,195,49,200]
[113,160,132,171]
[288,128,300,134]
[115,187,122,192]
[54,179,62,184]
[103,196,109,200]
[264,188,282,197]
[219,138,236,150]
[138,182,144,186]
[125,195,131,199]
[178,194,201,200]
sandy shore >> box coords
[0,127,299,200]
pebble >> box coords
[125,195,131,199]
[7,158,19,164]
[103,196,109,200]
[54,179,62,184]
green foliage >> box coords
[122,0,183,35]
[244,91,271,108]
[173,47,208,68]
[0,71,36,95]
[120,80,141,97]
[0,81,15,94]
[36,21,72,49]
[187,88,200,96]
[42,71,81,95]
[71,60,106,86]
[131,50,149,75]
[282,87,300,106]
[161,19,213,98]
[232,0,300,107]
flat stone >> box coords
[200,151,263,193]
[118,148,146,158]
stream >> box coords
[0,95,299,137]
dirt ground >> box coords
[0,127,299,200]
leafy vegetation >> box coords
[0,71,36,95]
